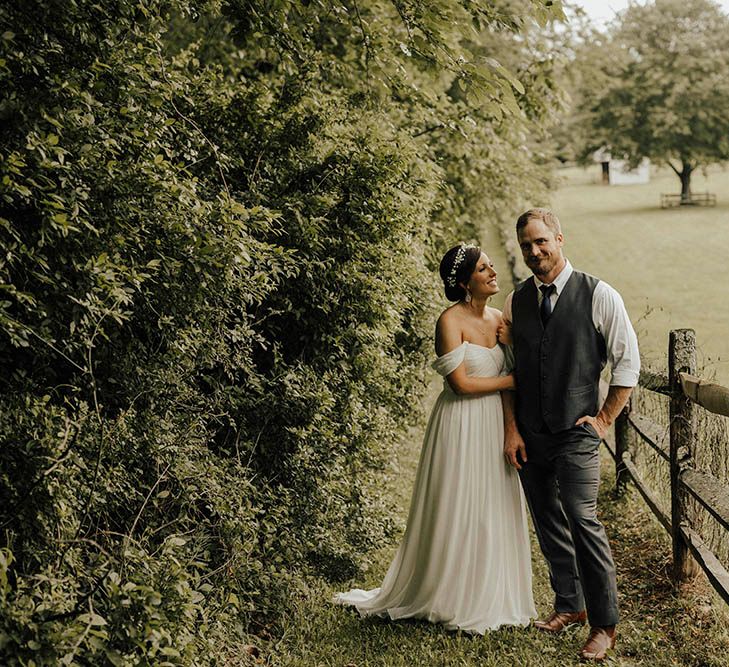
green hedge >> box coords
[0,1,562,663]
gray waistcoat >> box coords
[512,271,607,433]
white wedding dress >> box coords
[334,341,536,633]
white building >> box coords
[593,149,650,185]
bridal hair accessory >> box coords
[446,244,469,288]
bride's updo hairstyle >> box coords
[439,244,481,302]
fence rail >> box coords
[681,468,729,532]
[627,413,668,461]
[620,453,672,533]
[608,328,729,605]
[680,524,729,605]
[679,373,729,417]
[638,368,671,395]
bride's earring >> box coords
[464,289,472,303]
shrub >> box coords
[0,0,561,662]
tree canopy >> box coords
[566,0,729,198]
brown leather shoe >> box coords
[579,626,616,661]
[534,609,587,633]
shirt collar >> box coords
[533,259,572,295]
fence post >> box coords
[668,328,699,582]
[614,399,631,497]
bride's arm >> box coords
[436,312,515,396]
[449,368,515,396]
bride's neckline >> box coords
[462,340,499,351]
[435,340,501,360]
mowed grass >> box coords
[249,388,729,666]
[549,165,729,383]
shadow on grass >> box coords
[248,454,729,666]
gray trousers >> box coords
[518,423,619,627]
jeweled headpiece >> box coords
[446,244,470,288]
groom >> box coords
[501,208,640,661]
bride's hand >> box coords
[496,321,512,346]
[501,373,516,390]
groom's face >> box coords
[517,219,564,279]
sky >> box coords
[572,0,729,27]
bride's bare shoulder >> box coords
[437,303,464,328]
[435,304,464,355]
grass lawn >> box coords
[549,164,729,383]
[248,385,729,666]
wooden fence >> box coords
[603,328,729,604]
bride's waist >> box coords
[441,380,503,397]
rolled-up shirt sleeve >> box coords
[503,291,514,324]
[593,281,640,387]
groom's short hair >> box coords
[516,208,561,237]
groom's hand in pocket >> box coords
[575,414,608,439]
[504,429,527,470]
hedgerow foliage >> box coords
[0,0,563,663]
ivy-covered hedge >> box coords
[0,0,562,663]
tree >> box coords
[572,0,729,200]
[545,5,609,164]
[0,0,567,662]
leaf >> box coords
[510,77,525,96]
[78,612,107,626]
[105,650,124,666]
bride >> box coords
[334,243,536,633]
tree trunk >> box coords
[679,162,692,203]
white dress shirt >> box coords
[502,260,640,387]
